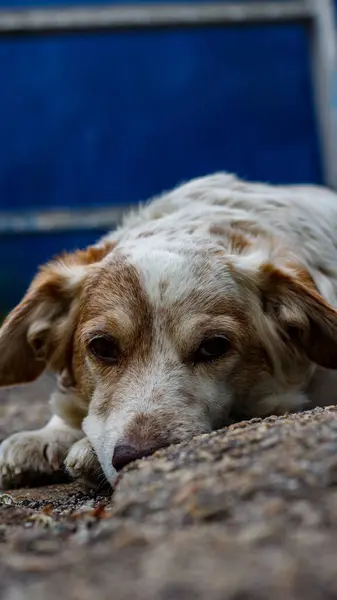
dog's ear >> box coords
[234,252,337,369]
[0,243,114,387]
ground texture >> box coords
[1,376,337,600]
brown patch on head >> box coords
[73,254,154,396]
[171,287,249,334]
[260,261,317,293]
[59,242,116,266]
[209,223,254,255]
[228,230,252,254]
[80,255,152,328]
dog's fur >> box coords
[2,172,337,488]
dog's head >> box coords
[1,237,337,483]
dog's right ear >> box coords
[0,243,114,387]
[233,250,337,370]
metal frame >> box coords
[0,3,314,35]
[0,0,336,233]
[309,0,337,193]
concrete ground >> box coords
[1,376,337,599]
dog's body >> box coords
[2,172,337,488]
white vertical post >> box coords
[310,0,337,188]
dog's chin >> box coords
[91,446,119,486]
[104,464,119,487]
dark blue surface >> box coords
[0,231,105,310]
[7,0,290,4]
[0,5,323,309]
[0,26,321,211]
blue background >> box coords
[0,0,326,309]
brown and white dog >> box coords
[1,172,337,489]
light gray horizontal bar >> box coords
[0,2,313,36]
[0,206,131,234]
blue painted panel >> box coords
[5,0,290,5]
[0,7,323,309]
[0,25,321,212]
[0,230,105,310]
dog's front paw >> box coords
[65,438,108,491]
[0,426,81,489]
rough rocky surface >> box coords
[1,376,337,599]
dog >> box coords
[1,172,337,489]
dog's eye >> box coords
[89,335,119,364]
[194,335,231,363]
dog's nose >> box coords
[112,444,155,470]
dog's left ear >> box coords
[234,253,337,369]
[0,243,114,387]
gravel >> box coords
[1,378,337,599]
